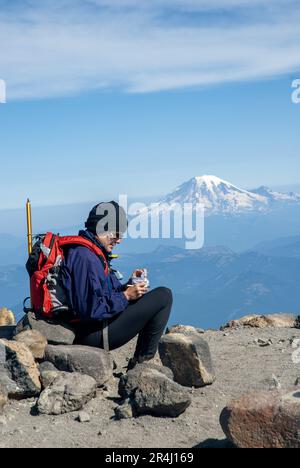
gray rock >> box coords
[37,372,97,415]
[14,330,47,360]
[44,345,113,386]
[159,333,215,388]
[77,411,91,423]
[39,361,60,389]
[254,338,273,347]
[40,370,61,389]
[114,399,134,420]
[0,367,18,396]
[16,312,75,346]
[271,375,281,389]
[119,364,191,418]
[0,339,41,398]
[39,361,58,373]
[166,324,204,337]
[136,362,174,381]
[39,362,61,388]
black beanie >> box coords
[85,201,128,236]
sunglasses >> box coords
[107,232,123,240]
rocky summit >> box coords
[0,312,299,448]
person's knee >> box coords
[154,287,173,308]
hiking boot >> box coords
[126,355,154,372]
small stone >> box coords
[263,375,281,390]
[255,338,272,347]
[77,411,91,423]
[9,428,23,436]
[291,338,300,348]
[114,399,134,420]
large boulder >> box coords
[14,330,47,360]
[16,312,75,346]
[44,345,113,386]
[166,325,205,336]
[0,308,16,326]
[159,332,215,388]
[119,363,191,418]
[221,313,300,331]
[0,339,41,398]
[220,389,300,448]
[37,372,97,415]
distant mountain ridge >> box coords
[149,175,300,216]
[116,238,300,328]
[252,235,300,259]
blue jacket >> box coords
[60,230,129,321]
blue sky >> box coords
[0,0,300,209]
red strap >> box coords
[58,236,109,276]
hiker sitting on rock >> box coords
[59,201,173,369]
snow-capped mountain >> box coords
[146,175,300,215]
[251,186,300,203]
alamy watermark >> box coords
[291,79,300,104]
[95,196,205,250]
[0,79,6,104]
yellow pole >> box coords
[26,199,33,255]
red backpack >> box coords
[25,232,109,320]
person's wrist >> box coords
[124,290,130,301]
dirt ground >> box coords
[1,327,300,448]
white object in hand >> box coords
[132,270,150,289]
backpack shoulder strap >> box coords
[59,236,109,276]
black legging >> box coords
[73,287,173,359]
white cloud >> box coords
[0,0,300,100]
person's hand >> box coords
[124,283,148,301]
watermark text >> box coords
[95,196,205,250]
